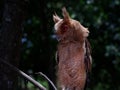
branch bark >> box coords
[36,72,57,90]
[0,58,47,90]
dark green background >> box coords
[16,0,120,90]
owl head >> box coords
[53,7,89,42]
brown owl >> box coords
[53,8,92,90]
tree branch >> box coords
[0,58,47,90]
[36,72,58,90]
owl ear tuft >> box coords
[53,13,61,23]
[62,7,70,21]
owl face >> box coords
[53,8,89,41]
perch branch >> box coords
[0,58,46,90]
[36,72,57,90]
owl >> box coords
[53,8,92,90]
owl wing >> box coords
[84,39,92,73]
[55,51,59,64]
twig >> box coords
[0,58,47,90]
[36,72,58,90]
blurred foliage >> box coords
[18,0,120,90]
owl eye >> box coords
[60,25,68,34]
